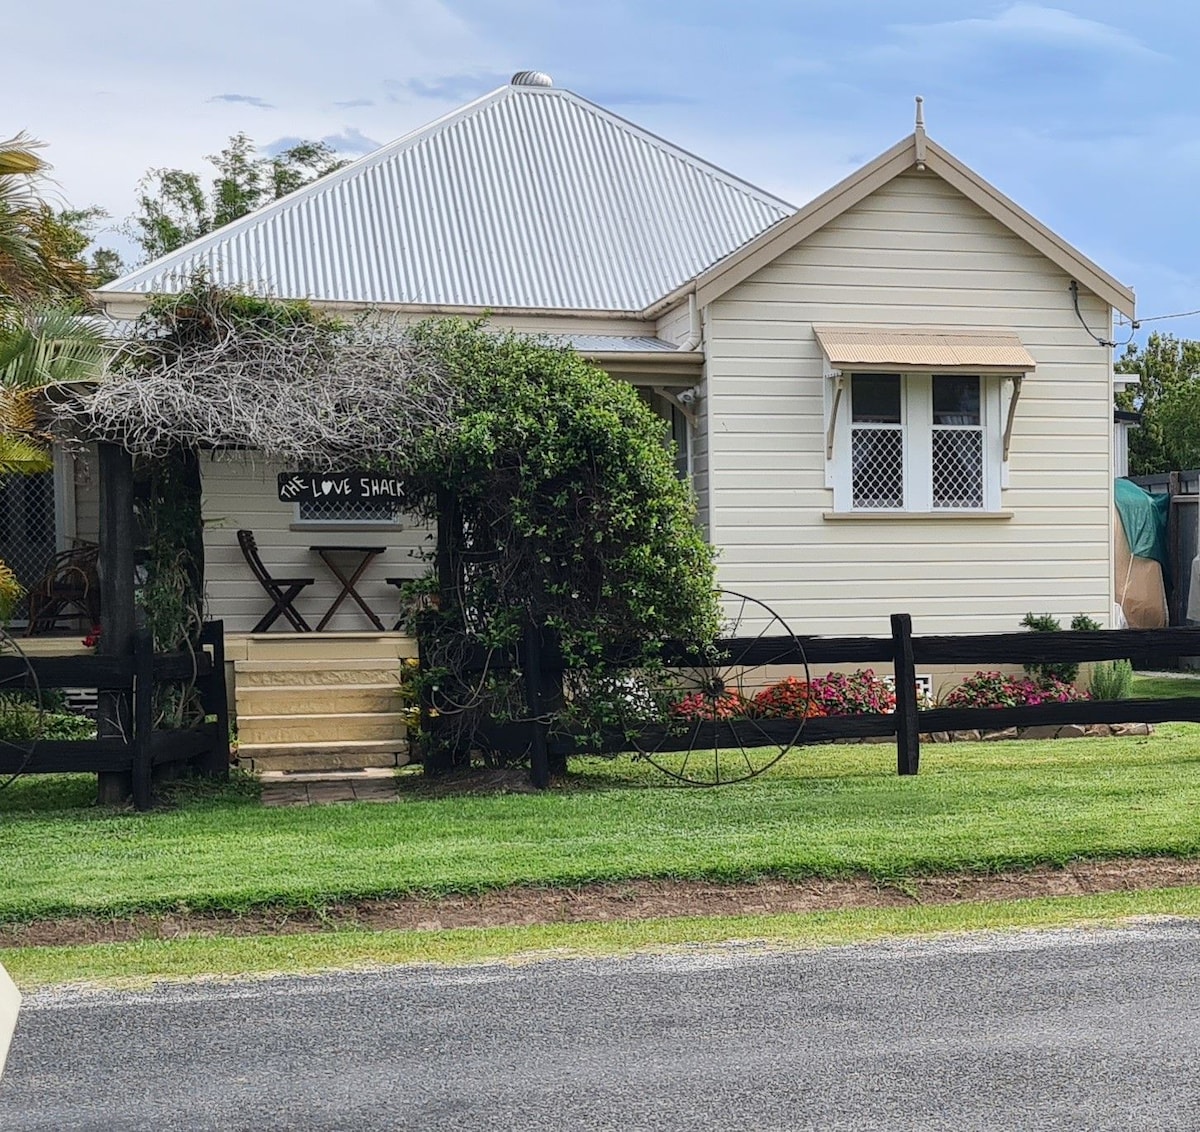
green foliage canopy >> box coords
[1116,332,1200,474]
[127,133,348,261]
[402,320,721,752]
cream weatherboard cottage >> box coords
[38,72,1136,767]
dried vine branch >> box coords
[52,299,460,478]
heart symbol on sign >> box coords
[321,481,333,495]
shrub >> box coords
[809,669,896,716]
[0,697,96,742]
[1019,612,1102,685]
[751,677,826,719]
[1089,659,1134,700]
[944,671,1091,709]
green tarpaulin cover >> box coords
[1115,477,1170,568]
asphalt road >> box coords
[3,921,1200,1130]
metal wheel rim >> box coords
[631,589,810,786]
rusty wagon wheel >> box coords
[0,628,47,792]
[623,589,811,786]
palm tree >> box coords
[0,133,88,311]
[0,307,109,472]
[0,137,111,619]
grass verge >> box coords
[6,886,1200,990]
[3,730,1200,923]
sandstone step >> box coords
[237,739,411,773]
[236,683,403,715]
[234,659,404,687]
[236,634,417,663]
[238,711,408,746]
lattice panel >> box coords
[932,429,983,509]
[852,428,904,509]
[0,471,56,618]
[297,496,399,523]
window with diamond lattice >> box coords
[296,496,399,524]
[850,375,905,510]
[831,372,1002,513]
[931,375,983,509]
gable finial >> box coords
[914,95,927,169]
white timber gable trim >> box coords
[692,134,1135,321]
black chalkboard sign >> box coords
[277,471,405,504]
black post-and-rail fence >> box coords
[0,619,229,810]
[442,617,1200,784]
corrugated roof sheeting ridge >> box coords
[104,86,792,311]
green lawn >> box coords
[1132,673,1200,700]
[2,727,1200,924]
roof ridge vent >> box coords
[511,70,553,87]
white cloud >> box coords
[874,3,1163,64]
[208,94,274,110]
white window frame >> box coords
[825,371,1007,514]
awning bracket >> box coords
[825,372,845,460]
[1002,374,1023,461]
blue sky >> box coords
[11,1,1200,341]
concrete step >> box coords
[237,711,408,746]
[234,659,403,687]
[236,683,403,715]
[237,738,411,773]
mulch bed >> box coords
[4,857,1199,949]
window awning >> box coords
[813,326,1036,373]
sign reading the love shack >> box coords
[277,471,405,504]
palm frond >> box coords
[0,433,51,476]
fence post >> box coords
[131,624,154,810]
[96,442,136,805]
[891,613,921,776]
[523,619,551,789]
[195,620,230,780]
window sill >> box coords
[289,522,406,532]
[822,510,1013,521]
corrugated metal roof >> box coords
[102,81,793,312]
[813,326,1037,372]
[548,334,680,353]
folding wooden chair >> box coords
[236,530,314,632]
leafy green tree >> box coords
[1116,332,1200,474]
[402,320,720,769]
[128,133,348,261]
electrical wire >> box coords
[1070,281,1138,349]
[1133,307,1200,325]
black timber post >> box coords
[195,620,230,781]
[97,442,136,805]
[891,613,921,776]
[523,617,550,790]
[131,623,154,810]
[421,490,469,776]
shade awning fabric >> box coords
[813,326,1037,373]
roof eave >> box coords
[921,140,1135,319]
[692,135,918,309]
[92,291,649,323]
[688,133,1137,321]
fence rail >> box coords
[450,617,1200,782]
[0,620,229,808]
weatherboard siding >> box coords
[706,171,1114,636]
[200,453,430,634]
